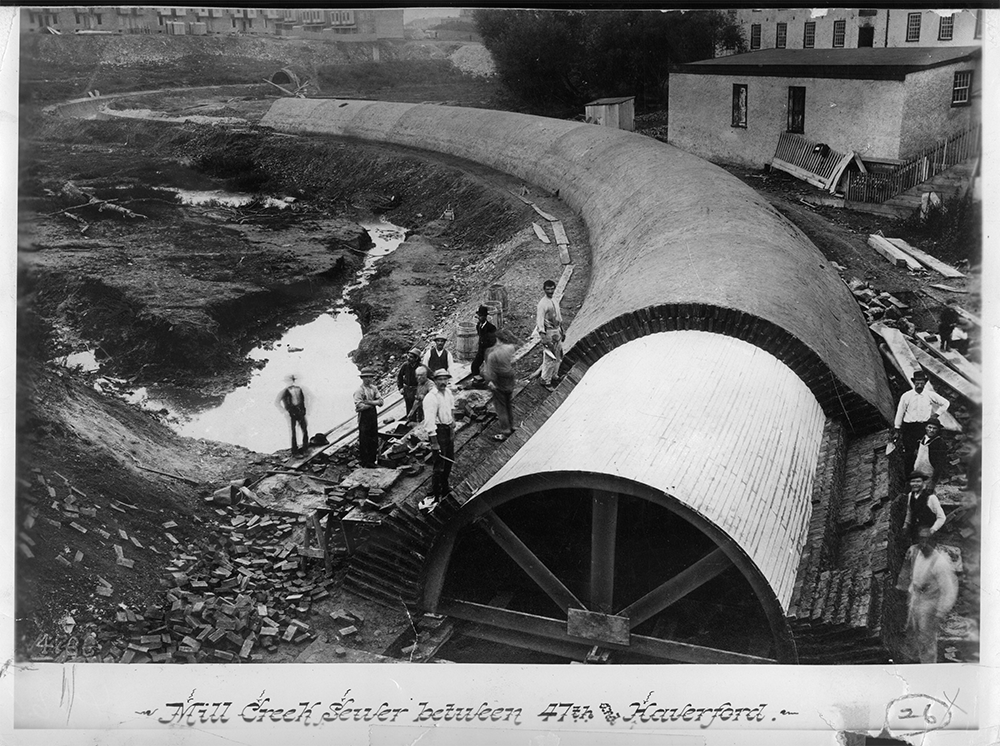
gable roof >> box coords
[674,46,981,81]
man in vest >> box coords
[900,471,946,547]
[420,368,456,511]
[912,416,948,488]
[422,331,452,373]
[894,370,950,474]
[396,347,422,417]
[278,375,308,455]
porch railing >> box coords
[846,124,981,204]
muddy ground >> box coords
[15,47,981,663]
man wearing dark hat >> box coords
[471,305,497,381]
[396,347,422,417]
[912,416,948,487]
[354,367,383,468]
[421,368,456,509]
[893,370,950,474]
[278,375,308,455]
[900,471,946,547]
[422,330,452,373]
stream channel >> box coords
[61,202,407,455]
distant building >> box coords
[20,6,404,39]
[668,47,981,168]
[585,97,635,132]
[729,8,983,53]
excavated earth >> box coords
[16,74,981,663]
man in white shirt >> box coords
[893,370,950,475]
[421,369,457,510]
[535,279,563,391]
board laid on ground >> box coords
[885,237,965,279]
[532,222,551,244]
[906,341,981,406]
[867,234,922,271]
[914,331,982,386]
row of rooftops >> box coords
[674,45,981,80]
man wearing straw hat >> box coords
[354,366,384,468]
[421,368,457,510]
[422,330,453,373]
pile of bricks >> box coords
[846,278,913,329]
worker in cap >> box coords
[893,369,950,475]
[912,415,948,488]
[406,365,432,424]
[277,374,309,456]
[396,347,422,417]
[354,366,383,468]
[420,368,456,511]
[422,330,452,373]
[900,471,946,547]
[471,306,497,381]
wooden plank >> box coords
[618,548,731,628]
[914,331,981,386]
[531,204,557,222]
[558,244,571,265]
[532,222,550,244]
[566,608,630,646]
[867,234,922,271]
[954,306,981,327]
[771,158,827,190]
[590,491,618,612]
[907,341,981,406]
[508,189,533,205]
[441,599,772,664]
[886,237,965,279]
[551,220,569,246]
[477,510,585,614]
[929,284,967,294]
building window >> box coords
[975,9,982,39]
[803,22,816,48]
[75,13,82,24]
[776,22,787,48]
[858,9,878,17]
[158,16,164,25]
[732,84,748,128]
[750,23,761,49]
[858,26,874,47]
[906,12,921,42]
[938,14,954,40]
[96,14,102,25]
[833,19,846,47]
[787,86,805,133]
[952,71,973,106]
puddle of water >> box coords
[174,189,293,210]
[131,220,407,453]
[58,350,100,372]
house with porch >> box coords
[667,46,980,171]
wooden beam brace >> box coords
[476,510,585,614]
[618,547,731,629]
[590,490,618,613]
[441,599,771,664]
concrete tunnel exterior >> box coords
[261,99,895,661]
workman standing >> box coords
[535,279,563,391]
[900,471,946,547]
[895,526,958,663]
[397,347,422,417]
[893,370,949,474]
[278,375,308,455]
[354,366,383,468]
[422,331,453,373]
[483,331,517,441]
[406,366,432,424]
[471,306,497,381]
[421,368,456,511]
[912,416,948,487]
[938,303,960,352]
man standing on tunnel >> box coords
[421,368,456,511]
[535,279,563,391]
[397,347,422,418]
[893,370,950,474]
[471,305,497,382]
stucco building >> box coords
[728,7,983,52]
[668,46,981,169]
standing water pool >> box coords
[129,221,407,454]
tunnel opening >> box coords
[436,487,776,663]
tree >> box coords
[474,9,745,115]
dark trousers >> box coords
[288,412,308,453]
[358,408,378,467]
[472,341,493,377]
[432,424,454,498]
[401,386,416,418]
[900,420,926,474]
[492,389,514,433]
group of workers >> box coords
[278,280,565,511]
[891,365,977,664]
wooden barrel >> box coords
[456,322,477,360]
[484,300,503,331]
[487,283,509,312]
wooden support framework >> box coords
[589,490,618,613]
[620,547,731,629]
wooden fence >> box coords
[846,124,980,204]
